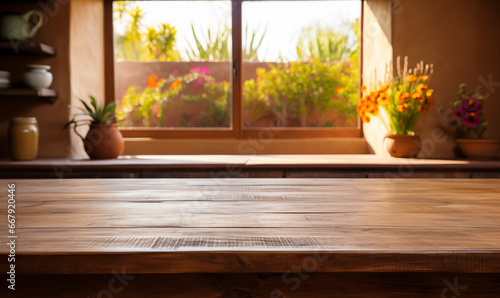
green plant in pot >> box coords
[64,96,124,159]
[445,84,500,160]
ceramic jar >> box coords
[8,117,39,161]
[24,64,53,89]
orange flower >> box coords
[420,75,429,81]
[426,89,435,104]
[360,86,367,93]
[406,75,418,82]
[147,74,159,88]
[411,92,423,101]
[169,80,182,90]
[378,85,389,92]
[416,83,428,93]
[398,84,405,90]
[377,93,389,104]
[336,87,347,94]
[398,92,410,103]
[397,103,408,113]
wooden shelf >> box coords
[0,42,56,56]
[0,88,57,102]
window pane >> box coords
[113,1,232,128]
[242,1,360,128]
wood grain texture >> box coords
[0,178,500,275]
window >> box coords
[105,0,362,139]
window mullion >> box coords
[232,0,243,138]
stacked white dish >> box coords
[0,71,10,88]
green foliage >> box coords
[145,24,181,61]
[181,79,230,127]
[244,24,267,62]
[186,23,267,62]
[296,20,358,62]
[114,1,180,61]
[243,59,358,127]
[186,24,231,61]
[243,20,359,127]
[64,96,117,130]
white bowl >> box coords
[24,68,53,89]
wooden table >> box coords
[1,179,499,297]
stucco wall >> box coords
[393,0,500,158]
[363,0,500,159]
[69,0,105,158]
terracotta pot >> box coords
[456,139,500,160]
[82,123,124,159]
[384,134,421,158]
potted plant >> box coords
[64,96,124,159]
[446,84,500,159]
[358,56,436,157]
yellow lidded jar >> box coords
[8,117,39,161]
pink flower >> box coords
[460,97,482,112]
[189,66,210,75]
[173,70,178,75]
[152,106,160,117]
[463,112,479,127]
[201,66,210,75]
[453,108,465,119]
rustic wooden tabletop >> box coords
[2,178,499,275]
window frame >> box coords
[104,0,364,139]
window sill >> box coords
[122,137,371,155]
[2,154,500,179]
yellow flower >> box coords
[406,75,418,82]
[395,91,401,102]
